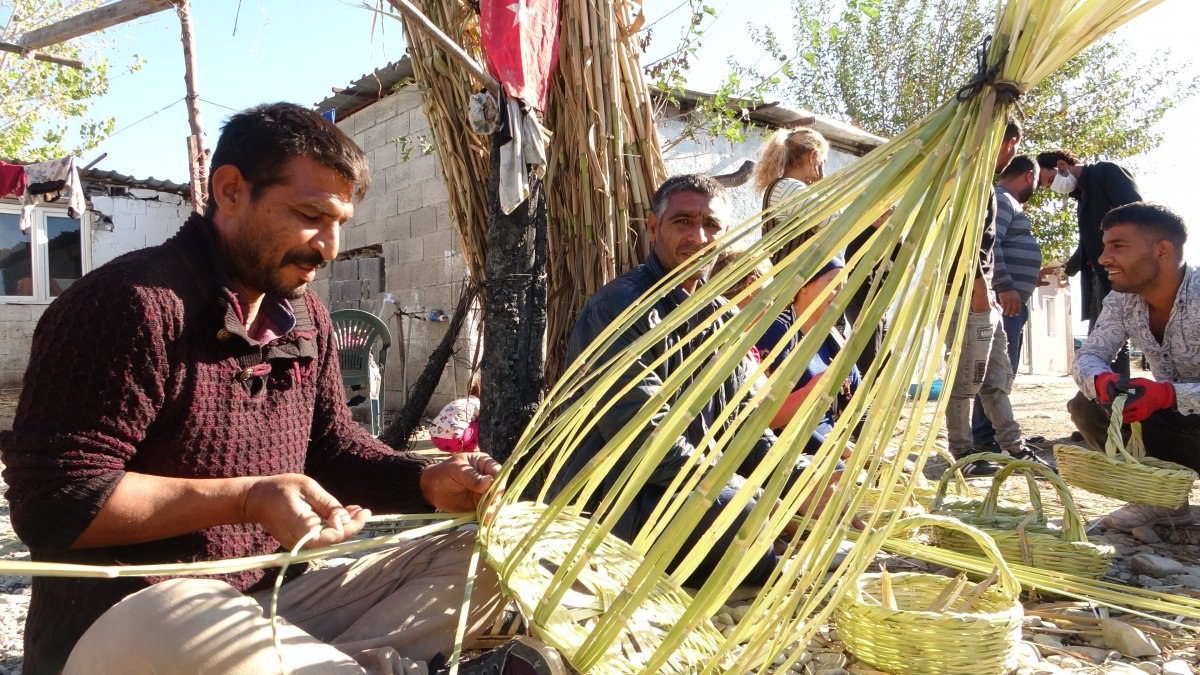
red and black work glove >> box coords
[1121,378,1176,423]
[1094,371,1126,405]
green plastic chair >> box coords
[330,309,392,436]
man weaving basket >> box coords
[1,103,561,675]
[1067,202,1200,532]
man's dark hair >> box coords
[1036,148,1080,171]
[1003,118,1022,142]
[206,102,370,214]
[651,174,728,219]
[999,155,1037,180]
[1102,201,1188,256]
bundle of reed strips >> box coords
[477,1,1173,672]
[388,0,491,281]
[387,0,665,386]
[542,0,666,384]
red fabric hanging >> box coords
[0,161,27,200]
[480,0,561,112]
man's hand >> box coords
[243,474,368,550]
[996,290,1022,317]
[970,277,992,313]
[419,452,501,513]
[1094,371,1125,405]
[1038,265,1060,287]
[1122,378,1176,423]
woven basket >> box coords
[857,448,965,515]
[835,514,1023,674]
[931,453,1115,578]
[479,501,729,674]
[1054,395,1197,509]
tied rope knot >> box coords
[955,35,1025,106]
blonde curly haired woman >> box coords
[753,128,830,264]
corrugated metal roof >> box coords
[673,88,886,155]
[314,58,416,122]
[83,168,190,196]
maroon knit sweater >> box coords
[1,214,437,674]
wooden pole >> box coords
[175,0,207,213]
[17,0,173,51]
[0,42,83,69]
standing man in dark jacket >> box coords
[1036,148,1142,375]
[1,103,558,675]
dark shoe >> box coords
[972,441,1002,454]
[959,459,1001,477]
[1069,431,1084,442]
[443,637,568,675]
[1006,444,1058,474]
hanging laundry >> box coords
[0,161,27,200]
[497,95,552,215]
[19,156,85,232]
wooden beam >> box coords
[385,0,499,95]
[17,0,174,51]
[0,41,83,69]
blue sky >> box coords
[59,0,1200,266]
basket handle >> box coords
[932,452,1023,510]
[1105,395,1147,462]
[872,513,1020,601]
[977,458,1091,544]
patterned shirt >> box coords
[991,185,1042,301]
[1073,265,1200,415]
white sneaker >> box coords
[1100,503,1193,532]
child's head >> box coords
[712,243,772,310]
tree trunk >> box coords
[379,281,479,450]
[479,136,547,464]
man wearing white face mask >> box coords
[1036,148,1143,376]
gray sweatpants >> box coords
[943,308,1023,457]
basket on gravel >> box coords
[835,514,1023,674]
[930,453,1115,578]
[1054,395,1197,509]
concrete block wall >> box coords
[328,88,477,417]
[90,192,190,268]
[0,303,47,386]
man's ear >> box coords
[646,210,659,243]
[210,164,248,215]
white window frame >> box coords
[0,201,92,303]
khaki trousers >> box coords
[63,531,505,675]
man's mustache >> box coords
[282,251,328,268]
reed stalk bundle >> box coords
[479,1,1172,671]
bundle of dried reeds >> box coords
[389,0,491,282]
[542,0,667,383]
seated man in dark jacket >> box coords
[560,174,812,587]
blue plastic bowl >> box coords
[908,378,943,400]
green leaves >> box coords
[0,0,128,161]
[738,0,1196,262]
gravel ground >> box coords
[0,381,1199,673]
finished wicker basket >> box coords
[835,514,1023,675]
[931,453,1115,578]
[1054,395,1198,509]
